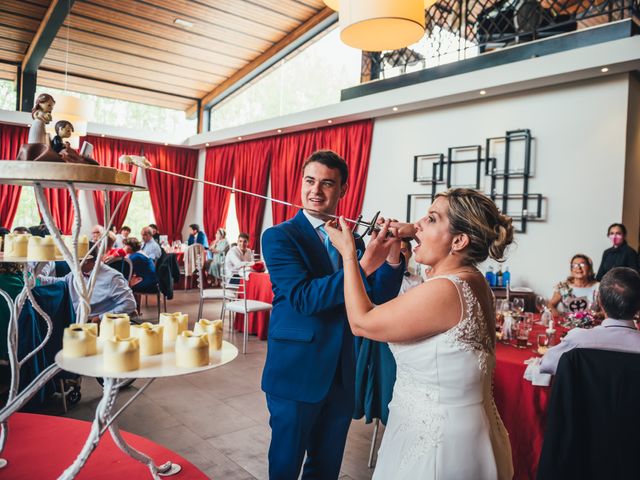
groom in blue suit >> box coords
[261,150,404,479]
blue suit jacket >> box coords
[261,210,404,404]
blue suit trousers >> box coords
[266,379,354,480]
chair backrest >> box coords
[537,348,640,480]
[105,256,133,282]
[185,243,206,277]
[220,270,243,305]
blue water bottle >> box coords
[485,266,496,287]
[502,266,511,289]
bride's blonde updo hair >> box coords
[435,188,514,264]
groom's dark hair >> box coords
[303,150,349,185]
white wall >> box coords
[363,75,631,297]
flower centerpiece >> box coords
[563,310,599,329]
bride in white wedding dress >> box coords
[326,188,514,480]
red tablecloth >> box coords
[234,272,273,340]
[494,322,567,480]
[3,413,208,479]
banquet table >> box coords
[494,322,567,480]
[234,272,273,340]
[3,413,208,479]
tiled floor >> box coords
[61,290,382,479]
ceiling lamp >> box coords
[46,0,94,149]
[52,94,94,137]
[323,0,438,10]
[329,0,426,52]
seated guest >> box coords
[541,267,640,375]
[114,225,131,248]
[28,220,48,237]
[103,232,126,262]
[124,237,158,293]
[90,224,104,249]
[0,226,10,237]
[208,228,229,286]
[224,232,253,283]
[12,226,29,234]
[399,238,423,295]
[187,223,208,248]
[548,254,599,316]
[596,223,639,281]
[39,255,136,321]
[140,226,161,261]
[149,223,160,243]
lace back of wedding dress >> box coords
[437,275,515,480]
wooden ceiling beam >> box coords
[188,8,337,121]
[18,0,74,111]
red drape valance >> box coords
[0,124,29,228]
[203,144,235,242]
[145,144,198,241]
[85,135,138,230]
[233,139,272,252]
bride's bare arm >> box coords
[327,217,462,343]
[342,257,461,342]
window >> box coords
[34,87,197,143]
[210,26,362,130]
[0,80,16,111]
[11,188,40,230]
[121,191,155,239]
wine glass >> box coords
[535,295,547,314]
[513,297,525,315]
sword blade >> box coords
[143,165,377,232]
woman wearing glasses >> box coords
[548,254,599,316]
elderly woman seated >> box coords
[207,228,229,287]
[548,253,600,317]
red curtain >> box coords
[269,120,374,223]
[270,131,316,224]
[86,135,138,230]
[145,144,198,241]
[0,124,29,228]
[233,139,272,252]
[316,120,373,220]
[203,144,235,241]
[42,188,75,235]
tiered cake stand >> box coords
[0,161,238,478]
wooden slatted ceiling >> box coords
[0,0,327,113]
[0,0,47,66]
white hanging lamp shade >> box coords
[339,0,426,52]
[325,0,438,9]
[51,94,94,137]
[322,0,339,10]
